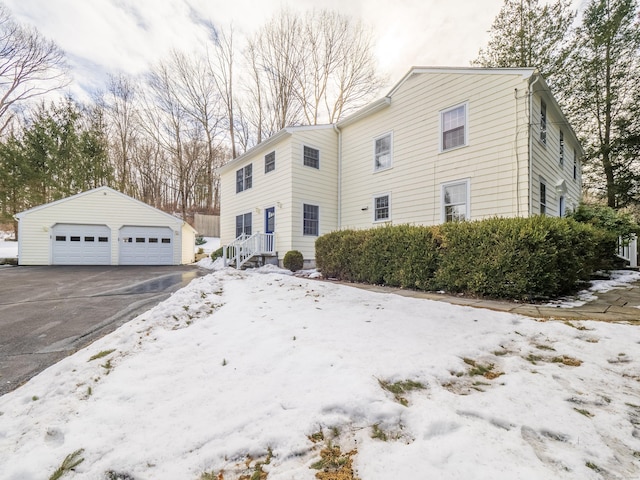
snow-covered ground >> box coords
[1,266,639,480]
[196,236,220,255]
[0,233,17,258]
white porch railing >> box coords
[223,232,275,269]
[617,234,638,268]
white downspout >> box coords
[528,73,541,217]
[333,124,342,229]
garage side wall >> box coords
[18,189,185,265]
[181,224,196,264]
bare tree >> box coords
[209,26,238,158]
[299,10,384,124]
[101,74,138,194]
[0,5,68,134]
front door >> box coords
[265,207,275,252]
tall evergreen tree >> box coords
[564,0,640,207]
[474,0,575,87]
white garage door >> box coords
[119,226,175,265]
[52,224,111,265]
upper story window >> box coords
[573,150,578,180]
[442,179,470,222]
[540,180,547,215]
[236,164,252,193]
[303,204,319,236]
[265,151,275,173]
[559,130,564,167]
[540,100,547,145]
[374,194,390,222]
[374,133,392,171]
[441,103,467,151]
[303,146,320,169]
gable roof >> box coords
[218,124,335,174]
[337,66,536,128]
[15,186,194,230]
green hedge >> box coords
[315,217,613,300]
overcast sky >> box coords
[4,0,585,100]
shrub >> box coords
[283,250,304,271]
[211,247,223,260]
[195,235,206,246]
[316,217,608,300]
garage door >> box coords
[52,224,111,265]
[119,226,175,265]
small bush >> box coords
[210,247,223,260]
[283,250,304,271]
[195,236,206,246]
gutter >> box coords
[528,72,541,217]
[333,124,342,228]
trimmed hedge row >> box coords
[315,217,616,300]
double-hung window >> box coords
[374,194,390,222]
[303,204,319,236]
[540,180,547,215]
[442,180,469,222]
[374,133,392,171]
[441,104,467,151]
[540,100,547,144]
[303,146,320,169]
[235,212,252,238]
[265,151,275,173]
[236,164,253,193]
[559,130,564,167]
[573,151,578,180]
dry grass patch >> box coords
[377,378,425,406]
[310,444,359,480]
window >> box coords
[374,133,392,171]
[55,236,66,241]
[559,130,564,167]
[540,180,547,215]
[149,238,158,243]
[303,146,320,169]
[84,236,94,242]
[374,194,390,222]
[559,195,565,217]
[442,180,469,222]
[573,150,578,180]
[161,238,171,244]
[236,164,253,193]
[303,204,319,236]
[136,238,145,243]
[441,104,467,151]
[235,212,252,238]
[540,100,547,144]
[98,237,108,242]
[70,236,80,242]
[265,151,275,173]
[123,237,133,243]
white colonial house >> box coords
[219,67,582,268]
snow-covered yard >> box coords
[1,266,639,480]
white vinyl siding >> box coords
[340,71,531,229]
[374,132,393,171]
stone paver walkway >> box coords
[338,281,640,324]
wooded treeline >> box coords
[0,6,383,231]
[475,0,640,211]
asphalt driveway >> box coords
[0,265,206,396]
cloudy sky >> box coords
[4,0,586,99]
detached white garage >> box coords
[16,186,197,266]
